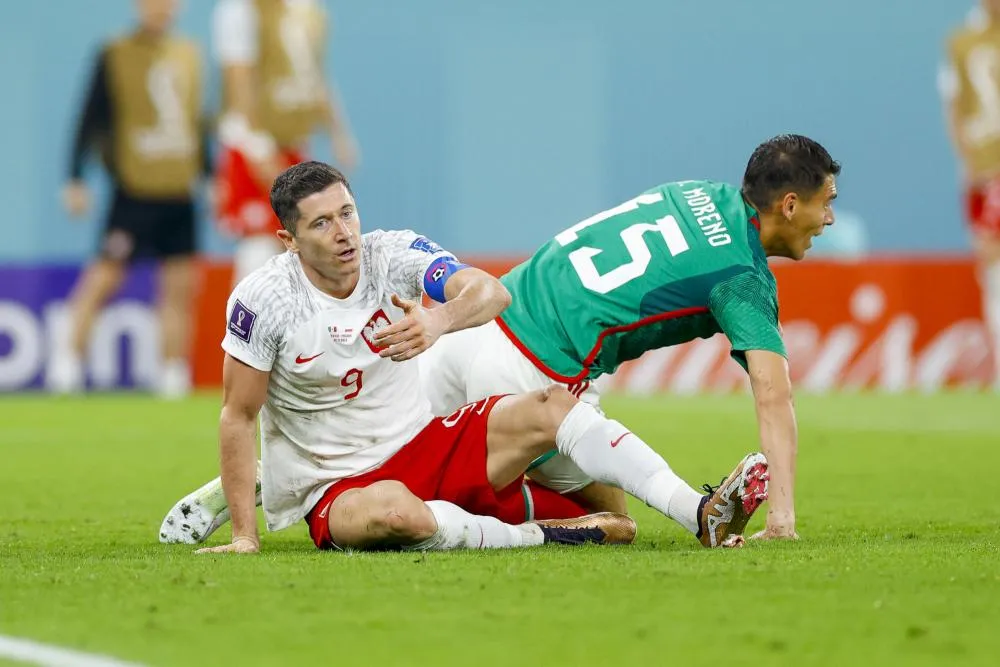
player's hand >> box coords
[195,535,260,555]
[62,180,91,218]
[375,294,447,361]
[332,132,359,172]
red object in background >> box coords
[214,147,305,237]
[612,258,995,393]
[966,177,1000,237]
[191,257,994,391]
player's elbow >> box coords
[220,402,259,429]
[495,282,512,311]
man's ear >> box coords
[277,229,296,252]
[780,191,799,220]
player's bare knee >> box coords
[382,505,436,543]
[516,386,579,446]
[545,385,580,428]
[367,480,436,543]
[535,384,574,404]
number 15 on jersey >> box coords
[555,192,689,294]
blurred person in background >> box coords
[212,0,359,284]
[941,0,1000,390]
[56,0,208,398]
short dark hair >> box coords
[741,134,841,210]
[269,161,353,233]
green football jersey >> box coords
[498,180,785,382]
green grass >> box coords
[1,392,998,666]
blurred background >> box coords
[0,0,995,395]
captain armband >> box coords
[423,257,470,303]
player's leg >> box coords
[156,256,196,397]
[322,481,542,551]
[966,181,1000,389]
[485,386,768,547]
[464,321,626,513]
[50,193,133,393]
[313,480,629,551]
[154,199,199,398]
[53,259,126,391]
[525,382,629,514]
[972,231,1000,389]
[304,395,636,551]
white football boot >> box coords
[158,462,260,544]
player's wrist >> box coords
[430,302,456,335]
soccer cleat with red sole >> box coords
[696,453,769,548]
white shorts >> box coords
[418,319,600,493]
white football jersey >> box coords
[221,229,457,531]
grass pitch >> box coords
[1,392,998,666]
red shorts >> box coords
[966,178,1000,237]
[305,396,588,549]
[215,146,305,237]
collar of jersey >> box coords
[293,252,370,307]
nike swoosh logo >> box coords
[295,352,325,364]
[610,432,632,448]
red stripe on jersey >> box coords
[750,214,761,232]
[495,305,711,384]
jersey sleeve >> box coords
[708,270,786,371]
[220,274,286,372]
[379,229,466,301]
[69,47,112,180]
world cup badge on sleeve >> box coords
[228,300,257,343]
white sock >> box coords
[158,358,191,399]
[404,500,544,551]
[48,352,84,394]
[983,262,1000,388]
[555,402,703,534]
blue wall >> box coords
[0,0,974,261]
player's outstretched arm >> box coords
[375,268,511,362]
[745,350,799,541]
[196,354,270,554]
[433,267,511,333]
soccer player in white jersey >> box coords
[171,162,769,554]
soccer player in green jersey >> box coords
[420,134,840,541]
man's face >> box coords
[779,174,838,260]
[281,183,362,283]
[136,0,178,33]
